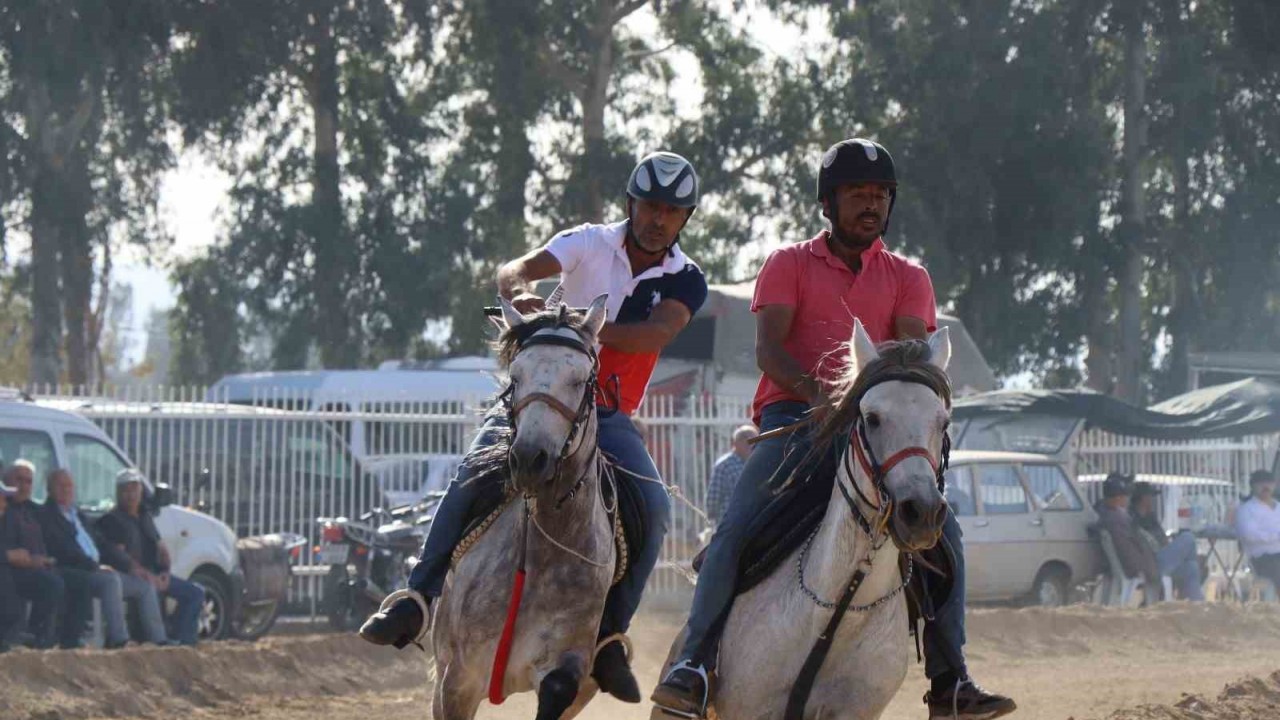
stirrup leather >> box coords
[379,588,432,645]
[654,661,711,720]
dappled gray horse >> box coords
[653,319,954,720]
[432,295,616,720]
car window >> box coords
[944,466,977,517]
[0,428,57,501]
[66,434,132,512]
[1024,464,1082,511]
[977,464,1030,515]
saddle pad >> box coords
[691,470,833,597]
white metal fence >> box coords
[30,383,1280,612]
[30,385,754,611]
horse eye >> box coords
[866,413,881,429]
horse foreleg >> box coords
[535,655,587,720]
[432,662,484,720]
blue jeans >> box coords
[409,408,671,638]
[677,400,971,682]
[165,575,205,645]
[1156,531,1205,601]
[119,572,169,644]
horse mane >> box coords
[783,339,952,491]
[467,305,593,485]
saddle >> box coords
[689,446,958,658]
[452,457,646,585]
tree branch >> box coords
[611,0,649,27]
[622,40,679,65]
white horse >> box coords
[656,319,953,720]
[432,295,615,720]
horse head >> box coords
[494,293,608,499]
[846,318,953,552]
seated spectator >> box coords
[1130,482,1203,601]
[98,471,204,645]
[41,468,170,647]
[1,477,23,652]
[1235,470,1280,591]
[1096,474,1160,596]
[1,461,67,649]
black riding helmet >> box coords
[625,152,699,255]
[817,138,898,233]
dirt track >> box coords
[4,603,1280,720]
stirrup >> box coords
[595,633,633,663]
[654,660,710,720]
[379,588,432,646]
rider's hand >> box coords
[511,293,546,315]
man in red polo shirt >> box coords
[653,139,1016,720]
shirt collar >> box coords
[810,231,886,273]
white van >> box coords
[208,368,499,457]
[208,369,497,503]
[0,398,243,640]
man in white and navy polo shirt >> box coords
[361,152,709,704]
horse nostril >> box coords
[898,499,922,526]
[933,502,948,527]
[528,449,550,477]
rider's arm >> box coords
[496,250,562,301]
[893,264,938,341]
[598,300,692,354]
[894,316,930,341]
[755,304,825,407]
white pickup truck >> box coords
[0,398,244,640]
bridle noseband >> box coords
[500,327,599,507]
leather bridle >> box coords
[500,327,599,507]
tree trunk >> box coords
[307,3,357,368]
[578,0,617,224]
[1082,220,1114,393]
[28,170,62,388]
[1114,0,1149,403]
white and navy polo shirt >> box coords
[543,220,708,415]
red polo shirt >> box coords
[750,231,938,421]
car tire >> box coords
[1031,566,1070,607]
[190,569,234,641]
[233,599,282,642]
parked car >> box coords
[0,397,245,640]
[945,450,1103,606]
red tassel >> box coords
[489,568,526,705]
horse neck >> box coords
[801,451,901,609]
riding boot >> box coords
[592,638,641,703]
[358,596,427,649]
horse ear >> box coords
[583,294,609,337]
[927,326,952,372]
[499,296,525,328]
[850,318,880,374]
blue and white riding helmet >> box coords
[626,152,700,210]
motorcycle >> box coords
[316,492,443,631]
